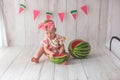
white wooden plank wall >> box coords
[3,0,108,47]
[97,0,108,47]
[106,0,120,48]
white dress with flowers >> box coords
[40,34,66,53]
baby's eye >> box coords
[50,32,54,34]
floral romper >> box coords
[41,34,66,53]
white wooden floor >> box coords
[0,46,120,80]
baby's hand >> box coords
[59,49,64,54]
[49,53,54,59]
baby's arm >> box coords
[59,44,65,53]
[44,46,55,58]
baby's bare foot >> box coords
[62,61,68,65]
[31,57,39,63]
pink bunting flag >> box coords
[46,15,51,20]
[80,5,88,15]
[70,10,77,20]
[58,12,65,22]
[19,4,26,13]
[72,14,77,20]
[19,7,24,13]
[46,12,53,20]
[33,10,40,20]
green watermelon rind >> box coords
[68,40,82,58]
[73,49,90,55]
[73,50,90,54]
[75,47,90,51]
[75,42,89,48]
[69,39,84,51]
[72,51,86,59]
[75,42,91,51]
[48,55,67,64]
[68,40,91,59]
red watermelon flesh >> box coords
[53,53,65,57]
[46,14,51,19]
[71,39,83,49]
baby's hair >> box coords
[44,19,54,24]
[44,19,56,31]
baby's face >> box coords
[44,28,56,40]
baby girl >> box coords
[31,19,70,64]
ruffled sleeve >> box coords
[57,35,66,46]
[40,38,49,47]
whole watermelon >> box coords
[47,53,67,64]
[68,39,91,59]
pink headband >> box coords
[38,22,54,31]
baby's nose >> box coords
[48,34,51,37]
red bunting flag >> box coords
[80,5,88,15]
[33,10,40,20]
[58,12,65,22]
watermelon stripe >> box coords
[73,52,80,58]
[78,47,90,50]
[48,54,66,64]
[75,51,90,54]
[20,4,26,8]
[76,53,87,56]
[71,10,77,14]
[80,45,90,48]
[80,43,90,48]
[76,42,88,47]
[73,50,87,58]
[46,12,53,15]
[74,49,90,52]
[69,51,76,57]
[74,53,85,58]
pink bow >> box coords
[38,22,54,31]
[38,23,46,30]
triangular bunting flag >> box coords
[19,7,24,13]
[33,10,40,20]
[58,12,65,22]
[70,10,77,20]
[80,5,88,15]
[19,4,26,13]
[46,12,53,20]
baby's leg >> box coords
[64,52,70,60]
[62,52,70,65]
[31,47,45,63]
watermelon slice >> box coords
[46,12,53,20]
[19,4,26,13]
[19,7,24,13]
[70,10,77,20]
[47,53,67,64]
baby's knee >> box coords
[39,46,45,52]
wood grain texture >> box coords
[0,47,120,80]
[106,0,120,48]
